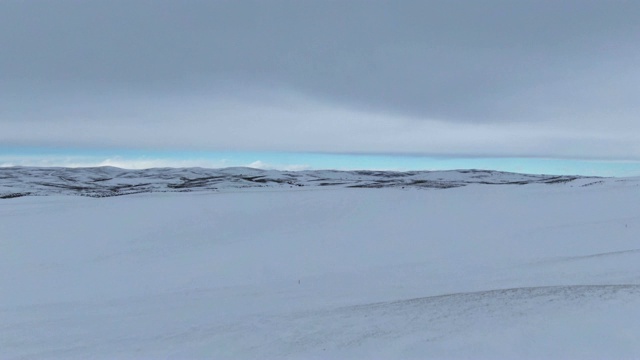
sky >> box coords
[1,1,640,175]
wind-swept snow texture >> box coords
[1,168,640,359]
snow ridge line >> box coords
[346,284,640,311]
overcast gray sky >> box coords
[2,0,639,160]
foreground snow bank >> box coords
[1,182,639,359]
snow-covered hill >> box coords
[0,166,599,198]
[1,168,639,358]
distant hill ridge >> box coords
[0,166,604,199]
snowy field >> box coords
[1,171,640,359]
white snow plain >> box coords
[1,174,640,359]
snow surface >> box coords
[1,169,640,359]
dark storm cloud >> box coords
[1,1,639,159]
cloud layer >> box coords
[2,1,639,159]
